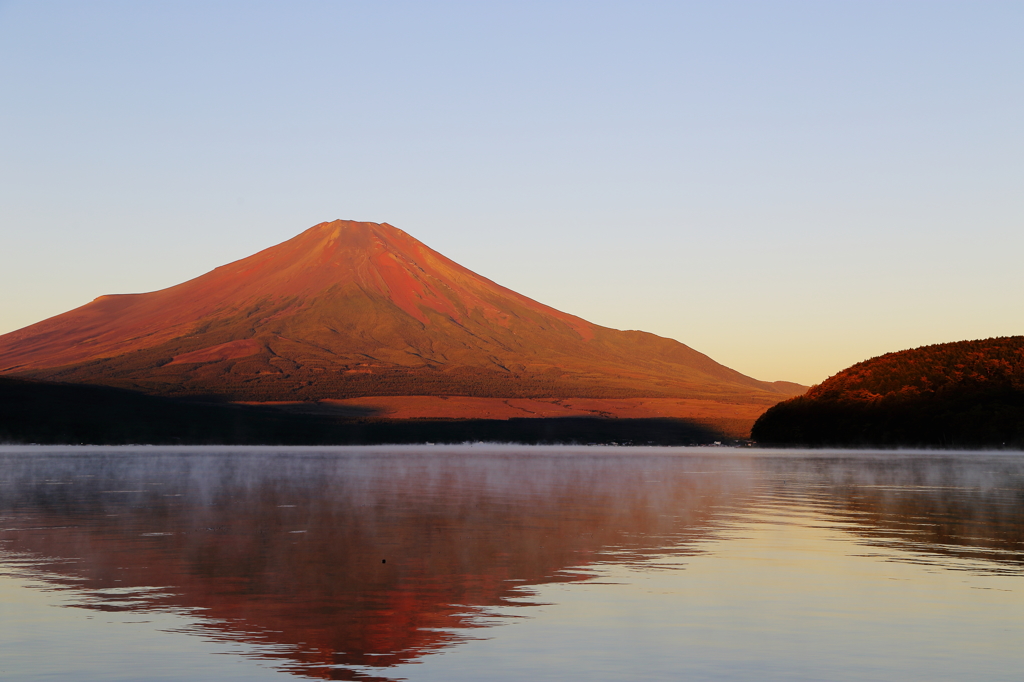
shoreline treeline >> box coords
[752,336,1024,448]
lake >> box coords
[1,445,1022,681]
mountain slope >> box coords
[0,220,803,404]
[752,336,1024,447]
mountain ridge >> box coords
[0,220,804,408]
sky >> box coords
[1,1,1022,386]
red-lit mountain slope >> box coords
[0,220,804,407]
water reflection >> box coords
[1,447,1022,680]
[756,453,1024,572]
[0,447,755,679]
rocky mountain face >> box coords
[0,220,803,407]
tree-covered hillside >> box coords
[752,337,1024,448]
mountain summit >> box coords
[0,220,802,411]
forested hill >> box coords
[752,336,1024,448]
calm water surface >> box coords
[1,445,1022,681]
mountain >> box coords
[752,336,1024,447]
[0,220,803,416]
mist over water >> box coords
[1,446,1022,681]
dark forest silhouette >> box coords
[0,376,730,446]
[753,336,1024,447]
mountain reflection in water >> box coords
[1,446,1022,681]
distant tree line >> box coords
[0,376,730,446]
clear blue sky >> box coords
[2,1,1022,385]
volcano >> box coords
[0,220,802,427]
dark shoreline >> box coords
[0,376,734,446]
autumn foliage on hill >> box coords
[752,337,1024,448]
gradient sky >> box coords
[2,1,1022,385]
